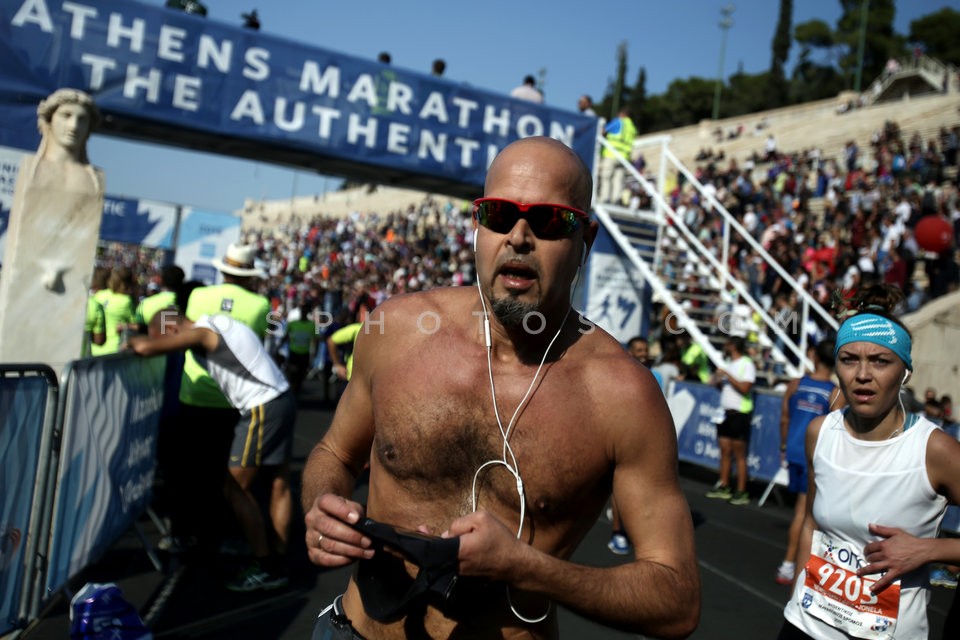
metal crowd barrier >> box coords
[0,365,58,636]
[0,353,165,636]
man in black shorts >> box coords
[705,336,756,505]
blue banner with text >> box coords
[0,0,598,189]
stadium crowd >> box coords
[86,118,959,391]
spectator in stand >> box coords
[763,134,778,162]
[599,107,637,205]
[577,94,597,117]
[509,74,543,103]
[431,58,446,77]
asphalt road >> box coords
[18,378,955,639]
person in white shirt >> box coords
[780,284,960,640]
[128,308,296,592]
[705,336,756,506]
[510,75,543,103]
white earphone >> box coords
[579,242,587,267]
[902,369,911,386]
[473,231,478,252]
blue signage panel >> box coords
[0,0,598,192]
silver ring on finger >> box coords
[317,533,324,547]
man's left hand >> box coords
[445,510,524,582]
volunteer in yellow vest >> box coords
[599,106,637,205]
[90,265,110,308]
[705,336,756,506]
[82,295,106,357]
[175,243,272,553]
[283,304,319,395]
[135,265,185,331]
[681,339,712,383]
[91,266,136,356]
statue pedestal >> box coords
[0,155,104,375]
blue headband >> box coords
[834,313,912,370]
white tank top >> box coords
[194,315,289,411]
[784,410,947,640]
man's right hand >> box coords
[304,494,375,568]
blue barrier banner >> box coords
[0,0,598,194]
[668,380,783,484]
[0,374,50,633]
[45,355,165,595]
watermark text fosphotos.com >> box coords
[157,309,598,337]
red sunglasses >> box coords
[473,198,589,240]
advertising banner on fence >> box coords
[669,380,784,484]
[0,373,50,634]
[583,224,650,345]
[45,355,165,595]
[0,0,598,196]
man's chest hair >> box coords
[370,389,609,518]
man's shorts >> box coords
[787,462,808,495]
[312,595,366,640]
[229,390,296,468]
[717,410,752,441]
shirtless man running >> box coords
[302,136,700,639]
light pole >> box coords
[712,4,735,121]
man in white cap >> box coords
[168,243,275,565]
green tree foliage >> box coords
[768,0,793,107]
[836,0,904,89]
[728,71,777,117]
[602,3,943,135]
[792,19,845,101]
[626,67,647,131]
[909,8,960,65]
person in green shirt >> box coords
[135,264,185,331]
[91,266,136,356]
[81,295,106,357]
[679,333,712,384]
[283,303,319,395]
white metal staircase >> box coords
[593,135,840,382]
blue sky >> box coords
[87,0,948,213]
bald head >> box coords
[485,137,592,212]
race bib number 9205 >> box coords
[800,531,900,639]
